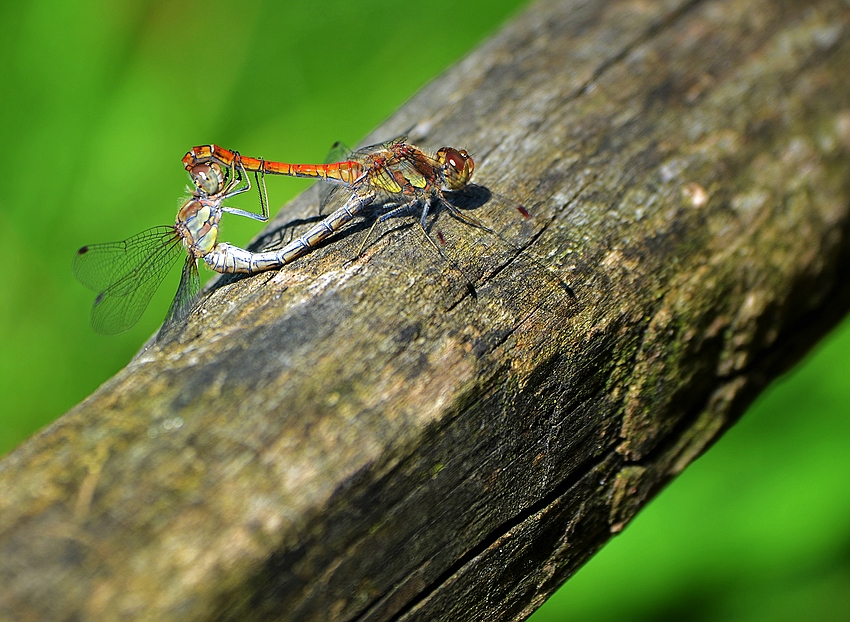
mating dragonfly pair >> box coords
[74,137,480,336]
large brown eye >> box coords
[445,148,463,171]
[190,163,224,195]
[438,147,474,190]
[460,149,473,175]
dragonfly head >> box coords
[437,147,474,191]
[189,162,226,196]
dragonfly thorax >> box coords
[436,147,474,191]
[176,198,219,257]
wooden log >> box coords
[2,0,850,620]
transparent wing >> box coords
[346,135,407,162]
[380,135,409,150]
[316,141,354,212]
[324,140,352,164]
[73,225,185,334]
[319,183,346,214]
[161,256,201,335]
[391,153,434,190]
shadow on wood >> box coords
[2,0,850,620]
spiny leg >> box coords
[413,198,477,297]
[365,195,477,297]
[220,154,269,222]
[354,200,406,258]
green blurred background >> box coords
[0,1,847,619]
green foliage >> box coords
[0,0,525,451]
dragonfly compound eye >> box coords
[190,163,225,195]
[438,147,474,190]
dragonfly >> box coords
[182,138,574,301]
[73,156,269,335]
[182,137,477,264]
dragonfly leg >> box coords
[412,198,477,298]
[220,152,250,197]
[220,155,270,222]
[355,219,381,258]
[354,198,415,257]
[411,198,449,257]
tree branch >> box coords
[2,0,850,620]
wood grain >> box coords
[2,0,849,620]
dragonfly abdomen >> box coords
[183,145,363,186]
[265,160,363,185]
[203,192,375,274]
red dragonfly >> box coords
[183,137,475,257]
[182,138,570,298]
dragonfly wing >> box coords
[324,140,352,164]
[367,164,404,195]
[161,256,201,335]
[441,185,575,298]
[383,135,408,149]
[74,226,185,334]
[346,135,407,162]
[316,144,349,211]
[392,156,431,190]
[73,226,180,291]
[319,184,347,214]
[314,141,360,213]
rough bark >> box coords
[2,0,850,620]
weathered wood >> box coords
[2,0,850,620]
